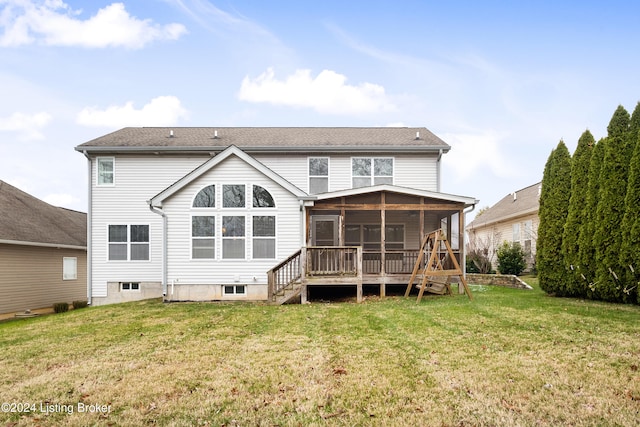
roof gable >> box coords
[0,181,86,248]
[76,127,450,154]
[150,145,309,206]
[467,182,541,229]
[314,184,478,206]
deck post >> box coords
[301,282,308,304]
[356,246,363,303]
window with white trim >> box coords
[223,285,246,295]
[222,216,245,259]
[309,157,329,194]
[253,185,275,207]
[192,216,215,259]
[121,282,140,291]
[193,185,215,207]
[253,215,276,259]
[97,157,114,186]
[108,225,149,261]
[352,157,393,188]
[63,257,77,280]
[223,184,245,208]
[513,223,521,244]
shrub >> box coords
[466,249,494,274]
[496,241,526,275]
[72,300,88,309]
[53,302,69,313]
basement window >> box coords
[223,285,246,295]
[121,282,140,291]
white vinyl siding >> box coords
[162,155,301,286]
[90,155,208,297]
[256,153,439,193]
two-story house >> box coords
[75,127,477,305]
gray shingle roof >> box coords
[0,181,86,248]
[75,127,450,153]
[467,182,541,229]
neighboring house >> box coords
[465,182,541,272]
[75,127,478,305]
[0,181,87,315]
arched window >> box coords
[193,185,215,208]
[253,185,275,208]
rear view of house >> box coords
[0,181,87,315]
[76,127,477,305]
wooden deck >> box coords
[267,245,463,304]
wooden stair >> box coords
[272,278,303,305]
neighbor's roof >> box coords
[75,127,450,154]
[0,181,86,249]
[466,182,541,230]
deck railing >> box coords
[267,249,302,301]
[306,246,360,276]
[267,246,460,300]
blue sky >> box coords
[1,0,639,222]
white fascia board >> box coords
[149,145,310,206]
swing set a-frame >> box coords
[404,228,473,303]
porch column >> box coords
[380,192,386,297]
[459,208,466,295]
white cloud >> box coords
[0,1,186,48]
[76,96,188,128]
[441,130,519,182]
[0,111,51,139]
[238,68,396,115]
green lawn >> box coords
[1,280,639,426]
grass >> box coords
[1,279,639,426]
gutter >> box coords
[437,149,443,192]
[82,150,93,305]
[0,239,86,250]
[75,145,451,155]
[148,203,168,296]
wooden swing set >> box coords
[404,229,473,303]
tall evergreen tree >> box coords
[577,138,605,298]
[619,102,640,303]
[593,105,631,302]
[537,141,572,295]
[562,130,594,297]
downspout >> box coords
[437,149,443,192]
[82,151,92,305]
[148,203,168,297]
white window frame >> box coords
[308,157,329,194]
[513,223,521,244]
[63,257,77,280]
[252,215,276,259]
[191,215,216,260]
[96,157,115,186]
[223,285,246,295]
[222,184,246,208]
[351,157,394,188]
[120,282,140,292]
[107,224,150,261]
[222,215,246,260]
